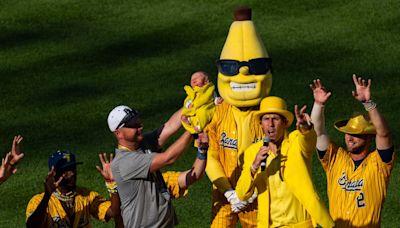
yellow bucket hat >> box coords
[255,96,294,127]
[334,114,376,135]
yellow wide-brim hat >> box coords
[334,114,376,135]
[255,96,294,127]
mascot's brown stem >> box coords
[234,6,252,21]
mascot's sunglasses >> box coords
[216,58,272,76]
[117,108,142,129]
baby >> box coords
[181,71,222,133]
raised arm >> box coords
[351,74,392,150]
[178,132,208,188]
[150,131,193,172]
[0,136,24,185]
[10,135,24,166]
[158,108,183,148]
[295,105,317,158]
[0,152,16,184]
[310,79,332,151]
[96,153,121,221]
[26,168,63,228]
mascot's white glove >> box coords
[224,189,248,213]
[247,191,257,204]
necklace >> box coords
[53,189,76,209]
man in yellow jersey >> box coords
[310,75,395,227]
[236,96,334,228]
[108,105,208,227]
[26,151,122,228]
[205,6,272,227]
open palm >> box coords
[310,79,331,105]
[96,153,114,182]
[352,74,371,102]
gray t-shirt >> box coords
[111,128,177,228]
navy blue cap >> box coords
[48,150,83,171]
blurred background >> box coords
[0,0,398,227]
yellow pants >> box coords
[211,190,257,228]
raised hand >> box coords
[310,79,331,105]
[44,167,63,194]
[10,135,24,165]
[352,74,371,102]
[96,153,114,182]
[253,146,269,171]
[0,152,17,184]
[295,105,312,130]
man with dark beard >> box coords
[26,151,121,227]
[310,75,395,227]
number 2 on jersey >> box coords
[357,192,366,208]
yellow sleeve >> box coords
[26,193,45,222]
[205,148,232,193]
[292,129,317,159]
[204,105,232,193]
[236,143,259,201]
[89,191,111,222]
[162,171,188,199]
[285,132,334,228]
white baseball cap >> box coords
[107,105,140,132]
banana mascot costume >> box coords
[205,7,272,227]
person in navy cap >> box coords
[26,150,122,228]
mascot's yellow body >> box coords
[205,7,272,227]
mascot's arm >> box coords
[205,148,232,193]
[204,107,232,193]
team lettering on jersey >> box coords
[220,132,237,150]
[337,172,364,191]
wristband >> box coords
[362,100,377,111]
[197,148,207,160]
[105,181,118,194]
[298,123,313,131]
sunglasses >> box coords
[117,108,142,129]
[216,58,272,76]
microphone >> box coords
[260,136,270,171]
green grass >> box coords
[0,0,399,227]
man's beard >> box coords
[348,144,367,154]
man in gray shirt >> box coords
[108,105,208,227]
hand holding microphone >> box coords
[251,136,270,175]
[260,136,270,171]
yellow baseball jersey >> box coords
[162,171,188,199]
[205,101,263,228]
[320,143,395,227]
[26,187,111,227]
[206,101,264,192]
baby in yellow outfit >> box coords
[181,71,221,133]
